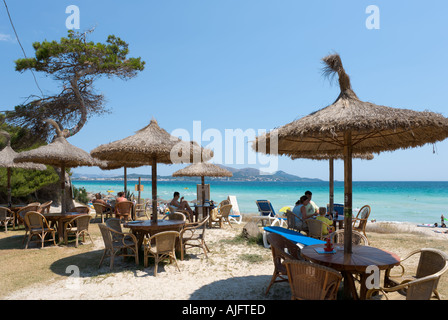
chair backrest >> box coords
[416,248,448,279]
[69,206,91,214]
[28,202,41,207]
[24,211,49,230]
[209,208,219,221]
[267,233,302,271]
[69,214,91,231]
[306,219,325,239]
[353,205,371,230]
[115,201,134,214]
[148,231,179,254]
[285,210,298,230]
[219,204,233,218]
[18,205,40,221]
[327,203,344,216]
[181,216,209,240]
[165,212,186,221]
[256,200,275,217]
[227,196,240,215]
[284,259,342,300]
[93,202,107,213]
[0,207,13,220]
[106,218,123,233]
[98,223,113,250]
[330,229,368,246]
[218,200,230,208]
[37,201,53,214]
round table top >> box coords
[301,244,400,273]
[44,212,87,219]
[124,219,185,231]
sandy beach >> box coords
[2,200,448,300]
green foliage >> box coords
[73,186,89,204]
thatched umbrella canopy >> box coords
[254,53,448,254]
[91,118,213,222]
[173,162,233,205]
[0,131,47,205]
[291,152,374,215]
[14,119,99,213]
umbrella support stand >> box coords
[151,158,157,223]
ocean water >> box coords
[72,180,448,225]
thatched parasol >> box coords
[291,152,373,215]
[172,162,233,206]
[14,119,99,213]
[0,131,47,205]
[254,53,448,254]
[91,118,213,222]
[99,160,147,195]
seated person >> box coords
[315,207,334,235]
[115,191,127,203]
[305,190,319,217]
[292,195,311,232]
[169,191,194,219]
[92,193,113,214]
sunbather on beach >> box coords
[169,191,194,217]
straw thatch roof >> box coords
[98,160,146,171]
[90,118,213,164]
[253,54,448,156]
[290,152,374,161]
[14,119,98,168]
[0,131,47,171]
[172,162,233,178]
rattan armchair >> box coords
[37,200,53,214]
[284,259,342,300]
[209,204,232,228]
[143,231,180,276]
[265,233,303,295]
[285,209,304,232]
[64,214,93,247]
[114,200,133,221]
[352,205,371,242]
[0,207,15,231]
[163,212,187,222]
[306,218,331,240]
[18,204,41,243]
[330,229,369,246]
[180,216,210,260]
[383,248,448,300]
[23,211,56,249]
[68,206,91,214]
[93,202,112,223]
[98,223,139,270]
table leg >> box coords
[342,272,359,300]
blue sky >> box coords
[1,0,447,181]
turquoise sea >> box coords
[72,180,448,225]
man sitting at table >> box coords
[169,191,194,219]
[92,193,114,215]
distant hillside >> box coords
[72,165,322,182]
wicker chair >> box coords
[168,205,191,222]
[284,259,342,300]
[209,204,232,228]
[306,219,331,240]
[382,248,448,300]
[68,206,91,214]
[63,214,93,247]
[37,200,53,214]
[143,231,180,276]
[23,211,56,249]
[180,216,210,260]
[93,202,112,223]
[285,209,304,232]
[330,229,369,246]
[98,223,139,270]
[114,200,133,221]
[18,204,41,243]
[134,199,150,220]
[219,204,233,228]
[352,205,371,242]
[163,212,186,222]
[0,207,15,231]
[265,233,303,295]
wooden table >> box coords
[124,220,186,248]
[44,212,87,242]
[301,244,400,300]
[333,215,344,230]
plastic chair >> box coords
[227,196,243,224]
[284,259,342,300]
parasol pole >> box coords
[329,158,334,217]
[124,166,127,196]
[61,164,66,214]
[151,157,157,223]
[7,168,11,206]
[343,131,353,254]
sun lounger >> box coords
[263,226,325,249]
[227,195,242,224]
[255,200,286,227]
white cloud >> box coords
[0,33,13,42]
